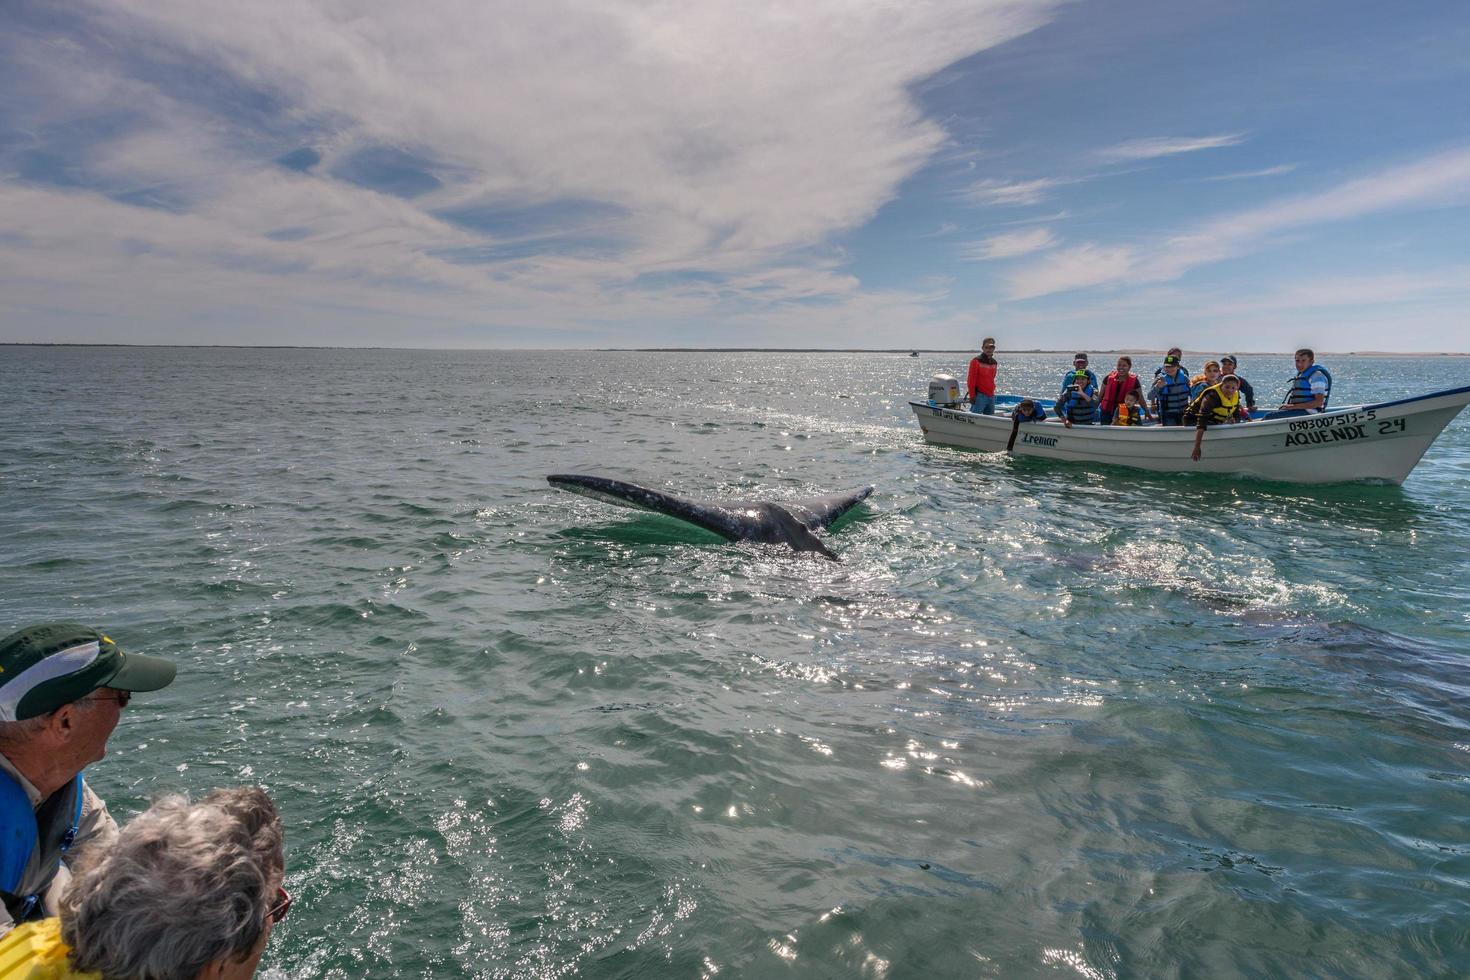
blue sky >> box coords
[2,0,1467,349]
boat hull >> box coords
[911,385,1470,485]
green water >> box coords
[2,346,1468,978]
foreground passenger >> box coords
[1218,355,1255,412]
[0,787,287,980]
[1271,348,1332,416]
[1188,374,1249,460]
[1150,355,1192,426]
[1011,399,1048,422]
[966,338,999,415]
[1056,371,1098,428]
[0,625,176,934]
[1098,356,1149,425]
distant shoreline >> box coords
[2,343,1466,357]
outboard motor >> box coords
[928,374,962,408]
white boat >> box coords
[910,385,1470,485]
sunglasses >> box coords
[268,886,292,924]
[89,691,132,708]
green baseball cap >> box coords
[0,623,176,722]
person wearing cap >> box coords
[1059,354,1100,424]
[0,625,176,935]
[1152,347,1190,385]
[1218,356,1255,412]
[1055,370,1099,428]
[1187,374,1250,460]
[1150,354,1192,426]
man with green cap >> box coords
[0,623,176,934]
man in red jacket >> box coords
[966,338,998,415]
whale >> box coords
[546,474,873,560]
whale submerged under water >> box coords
[546,474,874,560]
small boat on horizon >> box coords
[910,385,1470,485]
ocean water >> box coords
[2,345,1468,979]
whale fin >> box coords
[546,475,871,558]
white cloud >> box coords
[963,177,1067,206]
[0,0,1070,343]
[1095,133,1245,163]
[960,227,1057,260]
[1007,147,1470,299]
[1198,164,1297,182]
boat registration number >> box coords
[1288,410,1375,431]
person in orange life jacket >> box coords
[1011,399,1048,422]
[1189,374,1249,460]
[1150,355,1192,426]
[0,625,176,936]
[1218,355,1255,412]
[1098,355,1150,425]
[966,338,999,415]
[1189,360,1222,400]
[1056,371,1098,428]
[1271,348,1332,416]
[1113,389,1147,425]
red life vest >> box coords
[1099,371,1140,413]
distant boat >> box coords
[909,351,919,357]
[910,385,1470,485]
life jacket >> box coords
[1057,388,1097,424]
[1153,370,1191,416]
[1113,402,1143,426]
[1286,363,1332,410]
[967,357,998,398]
[1183,383,1241,426]
[0,918,102,979]
[0,772,83,927]
[1098,372,1140,413]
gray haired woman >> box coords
[0,786,287,980]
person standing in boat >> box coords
[1219,355,1255,412]
[1098,356,1150,425]
[966,338,999,415]
[1056,371,1098,428]
[1272,348,1332,415]
[1150,355,1192,426]
[1188,374,1249,460]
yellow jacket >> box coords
[0,919,100,980]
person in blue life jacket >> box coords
[0,624,176,936]
[1055,371,1099,428]
[1218,355,1255,412]
[1059,353,1100,402]
[1152,347,1189,386]
[1150,354,1192,426]
[1010,398,1049,422]
[1269,348,1332,417]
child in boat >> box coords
[1011,399,1048,422]
[1113,390,1146,426]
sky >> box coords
[2,0,1468,350]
